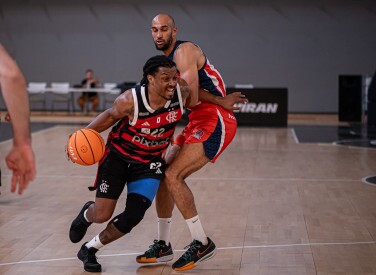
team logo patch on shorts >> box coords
[99,180,109,193]
[193,130,205,140]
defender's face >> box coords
[149,67,178,100]
[151,16,176,52]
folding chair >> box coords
[50,82,72,112]
[28,82,47,111]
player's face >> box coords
[151,17,176,52]
[151,67,178,100]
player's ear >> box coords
[147,75,154,84]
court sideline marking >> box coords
[0,241,375,267]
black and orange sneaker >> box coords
[69,201,94,243]
[136,240,174,263]
[172,238,217,271]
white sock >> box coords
[86,234,104,250]
[158,217,172,245]
[185,215,208,245]
[83,209,90,223]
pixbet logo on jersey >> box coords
[132,135,170,147]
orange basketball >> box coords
[67,128,105,166]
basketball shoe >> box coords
[136,240,174,263]
[172,238,217,271]
[77,242,101,272]
[69,201,94,243]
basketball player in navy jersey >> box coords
[0,44,36,195]
[137,14,247,271]
[68,55,193,272]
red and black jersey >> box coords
[107,84,183,164]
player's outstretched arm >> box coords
[87,89,134,133]
[0,44,36,195]
[0,45,31,146]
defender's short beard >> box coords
[154,36,173,52]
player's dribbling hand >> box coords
[4,112,11,122]
[219,92,248,111]
[6,144,36,195]
[65,134,73,162]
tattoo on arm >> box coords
[181,84,190,102]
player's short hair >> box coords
[164,13,175,27]
[140,55,176,85]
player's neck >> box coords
[163,40,177,57]
[148,88,167,110]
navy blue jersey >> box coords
[168,40,226,97]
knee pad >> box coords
[111,193,152,234]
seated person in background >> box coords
[77,69,100,112]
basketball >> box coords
[67,128,105,166]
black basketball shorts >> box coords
[94,149,166,200]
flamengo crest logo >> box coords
[99,180,109,193]
[166,111,178,123]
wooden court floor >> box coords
[1,115,376,274]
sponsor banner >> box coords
[228,87,288,127]
[178,87,288,127]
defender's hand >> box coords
[219,92,248,111]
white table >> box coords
[41,88,121,93]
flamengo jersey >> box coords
[168,40,227,98]
[107,84,183,164]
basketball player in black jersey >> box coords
[68,55,192,272]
